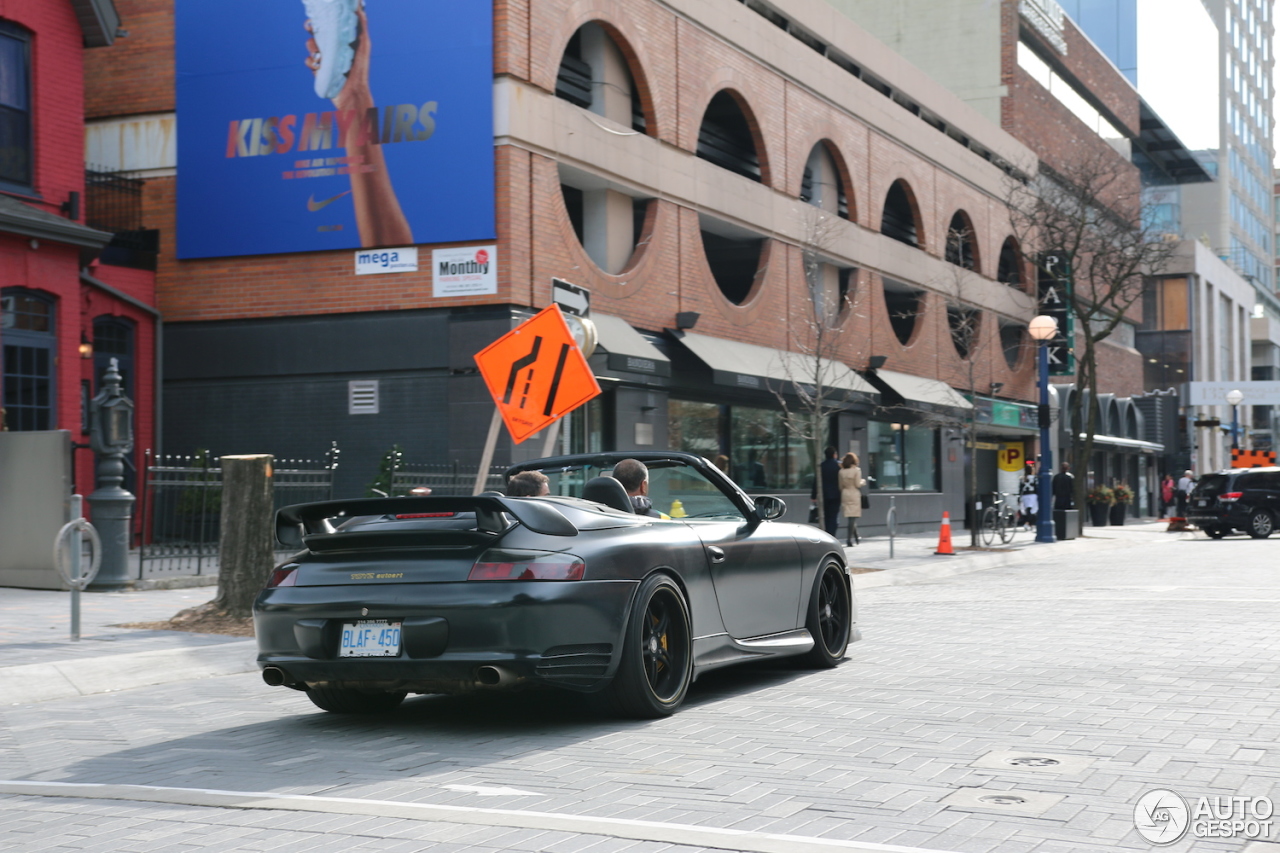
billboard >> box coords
[176,1,494,259]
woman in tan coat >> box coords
[838,452,867,546]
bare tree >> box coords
[773,207,860,532]
[1006,149,1175,510]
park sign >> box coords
[474,305,602,444]
[1036,252,1075,376]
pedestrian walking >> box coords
[1160,474,1175,518]
[1018,462,1039,530]
[1175,469,1195,517]
[1052,462,1075,510]
[838,452,867,546]
[810,446,842,537]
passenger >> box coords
[507,470,550,497]
[611,458,663,518]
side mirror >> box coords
[753,495,787,521]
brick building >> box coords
[82,0,1058,529]
[1,0,159,504]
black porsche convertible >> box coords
[254,451,860,718]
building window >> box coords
[93,316,136,401]
[881,180,921,248]
[559,164,654,275]
[0,21,32,187]
[883,278,924,345]
[555,22,650,135]
[699,214,767,305]
[697,90,764,183]
[945,211,978,271]
[1,289,56,431]
[800,142,850,220]
[866,420,938,491]
[947,304,980,360]
[999,321,1026,370]
[667,399,811,491]
[997,236,1024,287]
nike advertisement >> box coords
[175,0,494,259]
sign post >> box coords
[471,305,602,492]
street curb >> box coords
[2,640,258,706]
[852,528,1196,590]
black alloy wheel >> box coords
[609,574,692,718]
[1205,525,1227,539]
[801,562,851,668]
[1248,510,1274,539]
[306,686,407,714]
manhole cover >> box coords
[979,795,1028,806]
[1008,757,1061,767]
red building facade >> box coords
[0,0,158,503]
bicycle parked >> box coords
[979,492,1020,546]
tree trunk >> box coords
[214,455,275,618]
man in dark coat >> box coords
[810,446,842,537]
[1052,462,1075,510]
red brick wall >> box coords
[79,0,1041,403]
[83,0,173,119]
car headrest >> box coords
[582,476,633,514]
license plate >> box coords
[339,620,402,657]
[1198,499,1208,507]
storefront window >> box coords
[668,399,812,491]
[866,419,938,491]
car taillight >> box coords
[266,565,299,588]
[468,549,585,581]
[1219,492,1243,502]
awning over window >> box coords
[591,314,670,377]
[672,331,875,396]
[863,368,972,411]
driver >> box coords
[611,459,666,518]
[507,470,550,497]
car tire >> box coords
[608,574,692,719]
[800,561,851,669]
[1205,525,1227,539]
[1248,510,1274,539]
[305,686,407,714]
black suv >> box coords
[1186,467,1280,539]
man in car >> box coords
[507,470,550,497]
[612,458,663,517]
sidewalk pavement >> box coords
[1,519,1194,706]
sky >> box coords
[1135,0,1221,152]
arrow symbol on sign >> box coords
[552,280,590,316]
[502,336,542,406]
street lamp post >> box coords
[1226,388,1244,455]
[1028,315,1058,544]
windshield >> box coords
[1193,474,1230,497]
[529,459,746,521]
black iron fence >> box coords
[137,445,339,579]
[389,460,508,496]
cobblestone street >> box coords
[2,528,1278,852]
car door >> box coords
[689,519,803,640]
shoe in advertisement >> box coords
[304,0,361,99]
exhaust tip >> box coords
[476,665,516,687]
[262,666,288,687]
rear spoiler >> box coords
[276,495,577,548]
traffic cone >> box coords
[935,511,955,555]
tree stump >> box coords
[213,455,275,618]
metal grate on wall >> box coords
[348,380,379,415]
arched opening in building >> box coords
[997,236,1024,288]
[882,278,923,345]
[999,321,1026,370]
[945,210,978,271]
[947,304,980,360]
[880,180,921,248]
[559,163,655,274]
[800,142,850,219]
[556,22,651,134]
[697,91,764,183]
[700,214,766,305]
[93,316,135,399]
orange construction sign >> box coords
[474,304,602,444]
[1231,448,1278,468]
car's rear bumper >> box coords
[253,579,637,693]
